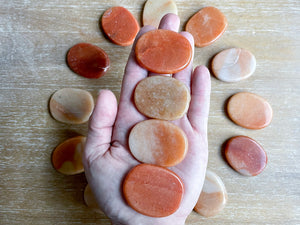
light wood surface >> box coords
[1,0,299,224]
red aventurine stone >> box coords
[135,29,192,74]
[101,6,140,46]
[67,43,110,79]
[52,136,86,175]
[225,136,267,176]
[185,6,227,47]
[123,164,184,217]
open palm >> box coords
[83,14,211,225]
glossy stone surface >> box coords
[225,136,268,176]
[143,0,178,28]
[134,76,190,120]
[84,185,102,213]
[212,48,256,82]
[227,92,273,129]
[135,29,192,74]
[123,164,184,217]
[129,119,188,167]
[101,6,140,46]
[194,170,227,217]
[67,43,110,79]
[52,136,86,175]
[186,6,227,47]
[49,88,94,124]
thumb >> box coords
[83,89,118,167]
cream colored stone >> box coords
[212,48,256,82]
[143,0,178,28]
[194,170,227,217]
[84,185,102,213]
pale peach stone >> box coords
[212,48,256,82]
[49,88,94,124]
[84,185,102,213]
[194,170,227,217]
[143,0,178,28]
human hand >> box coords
[83,13,211,225]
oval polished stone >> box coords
[52,136,86,175]
[101,6,140,46]
[129,119,188,167]
[135,29,192,74]
[194,170,227,217]
[84,185,102,213]
[67,43,110,79]
[123,164,184,217]
[186,6,227,47]
[143,0,178,28]
[227,92,273,129]
[49,88,94,124]
[212,48,256,82]
[225,136,268,176]
[134,76,190,120]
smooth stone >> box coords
[227,92,273,129]
[134,76,190,120]
[123,164,184,217]
[67,43,110,79]
[225,136,268,176]
[212,48,256,82]
[135,29,192,74]
[49,88,94,124]
[101,6,140,46]
[143,0,178,28]
[52,136,86,175]
[194,170,227,217]
[129,119,188,167]
[84,185,102,213]
[186,6,227,47]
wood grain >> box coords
[0,0,299,224]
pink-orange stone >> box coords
[225,136,267,176]
[67,43,110,79]
[101,6,140,46]
[135,29,192,74]
[123,164,184,217]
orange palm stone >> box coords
[101,6,140,46]
[186,6,227,47]
[135,29,192,74]
[129,119,188,167]
[123,164,184,217]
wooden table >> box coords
[1,0,299,224]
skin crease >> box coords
[82,13,211,225]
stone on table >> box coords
[84,184,102,213]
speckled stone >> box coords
[129,119,188,167]
[134,76,190,120]
[194,170,227,217]
[225,136,268,176]
[227,92,273,129]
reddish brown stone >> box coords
[101,6,140,46]
[67,43,110,79]
[123,164,184,217]
[135,29,192,74]
[225,136,267,176]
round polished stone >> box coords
[129,119,188,167]
[135,29,192,74]
[49,88,94,124]
[143,0,178,28]
[52,136,86,175]
[225,136,268,176]
[134,76,190,120]
[212,48,256,82]
[227,92,273,129]
[194,170,227,217]
[84,185,102,213]
[67,43,110,79]
[186,6,227,47]
[123,164,184,217]
[101,6,140,46]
